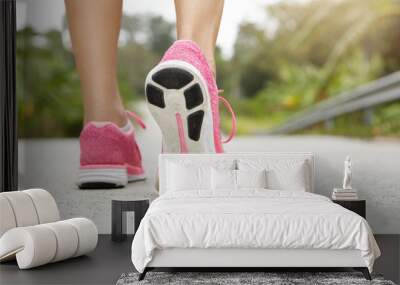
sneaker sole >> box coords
[145,60,215,153]
[77,167,146,189]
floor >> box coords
[0,235,132,285]
[1,235,398,285]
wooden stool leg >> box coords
[112,201,124,242]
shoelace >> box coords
[175,113,188,153]
[126,94,236,144]
[218,90,237,144]
[126,111,147,129]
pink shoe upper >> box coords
[80,119,144,176]
[161,40,236,153]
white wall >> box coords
[19,134,400,234]
[226,135,400,234]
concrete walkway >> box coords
[19,103,400,234]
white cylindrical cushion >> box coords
[65,218,98,257]
[0,226,57,269]
[43,221,78,262]
[0,196,17,237]
[23,189,60,223]
[1,192,39,227]
[0,218,97,269]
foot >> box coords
[144,40,236,153]
[77,112,146,189]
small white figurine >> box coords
[342,155,352,190]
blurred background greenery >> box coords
[17,0,400,138]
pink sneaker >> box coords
[77,111,146,189]
[145,40,236,153]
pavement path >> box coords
[19,102,400,234]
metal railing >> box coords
[266,71,400,134]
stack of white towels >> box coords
[332,188,358,200]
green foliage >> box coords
[226,0,400,137]
[17,28,82,137]
[17,14,173,137]
[17,1,400,138]
[372,102,400,137]
[226,49,384,134]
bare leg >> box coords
[65,0,126,126]
[174,0,224,76]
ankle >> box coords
[205,54,216,78]
[176,36,217,77]
[84,104,127,128]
